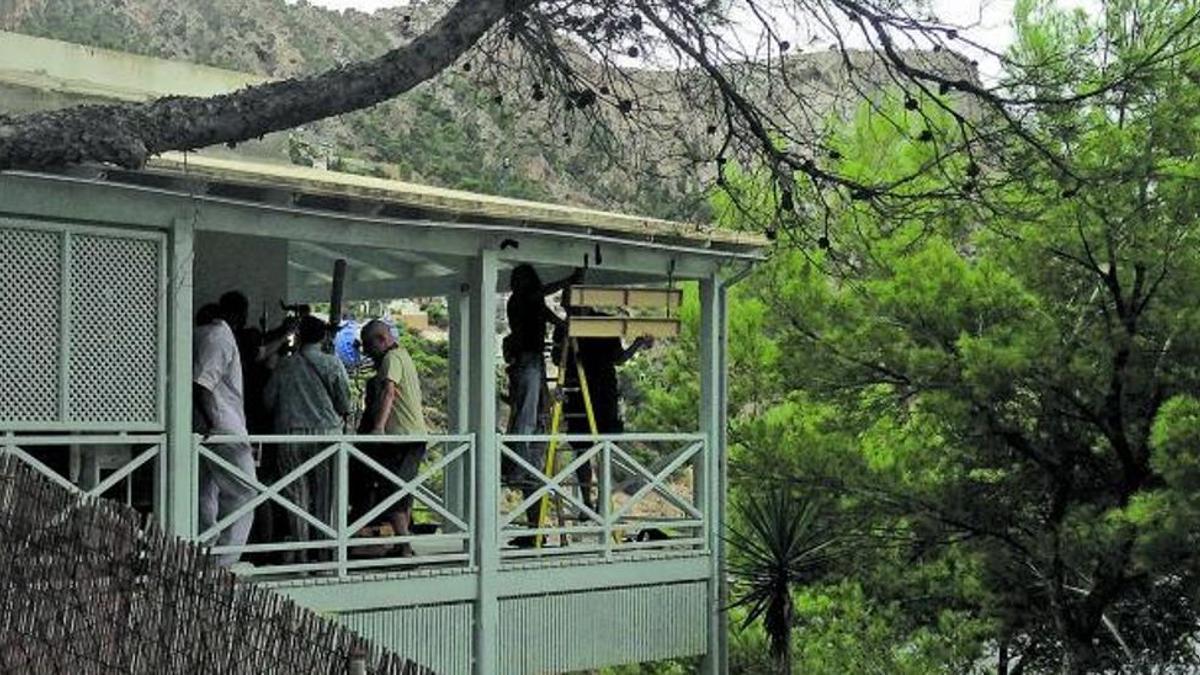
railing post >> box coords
[337,440,349,579]
[468,436,477,565]
[166,216,194,539]
[698,274,727,674]
[601,440,612,559]
[468,249,499,675]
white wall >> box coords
[194,232,288,329]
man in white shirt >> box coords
[194,295,258,567]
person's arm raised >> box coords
[544,304,568,331]
[542,267,585,297]
[617,336,654,365]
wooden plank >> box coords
[568,286,682,310]
[568,317,680,339]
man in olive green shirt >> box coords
[354,319,428,556]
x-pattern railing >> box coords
[195,433,473,577]
[0,433,165,513]
[499,433,707,560]
[500,439,606,531]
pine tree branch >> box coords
[0,0,517,171]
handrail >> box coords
[6,429,709,575]
[2,434,166,445]
[201,433,473,444]
[0,433,167,513]
[500,432,705,443]
[496,434,709,562]
[193,433,475,578]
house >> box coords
[0,31,766,674]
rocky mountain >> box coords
[0,0,974,221]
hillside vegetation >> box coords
[0,0,957,221]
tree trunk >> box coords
[0,0,514,171]
[1061,632,1098,675]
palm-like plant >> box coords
[727,488,836,674]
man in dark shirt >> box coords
[552,307,652,510]
[503,265,581,527]
[217,291,296,435]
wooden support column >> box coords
[698,274,728,674]
[166,216,194,538]
[468,249,499,675]
[717,282,731,671]
[446,283,471,527]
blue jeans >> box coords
[511,352,544,438]
[506,352,546,515]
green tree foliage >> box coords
[345,87,551,201]
[632,1,1200,671]
[19,3,141,53]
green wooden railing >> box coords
[0,432,166,513]
[1,430,709,579]
[194,433,474,578]
[498,433,708,561]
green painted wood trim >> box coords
[717,282,732,671]
[278,570,479,611]
[446,289,471,524]
[468,250,500,675]
[698,276,727,674]
[166,216,194,537]
[498,555,711,597]
[272,554,709,613]
[155,223,169,432]
[0,173,734,280]
[147,153,765,250]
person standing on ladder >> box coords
[552,305,654,511]
[503,264,582,529]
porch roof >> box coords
[141,153,768,256]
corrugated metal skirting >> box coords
[499,581,707,674]
[339,603,473,675]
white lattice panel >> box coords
[0,226,62,422]
[0,218,164,430]
[67,234,162,424]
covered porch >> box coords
[0,153,763,674]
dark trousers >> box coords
[348,441,426,525]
